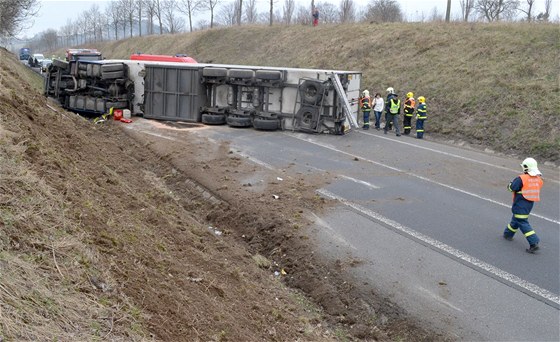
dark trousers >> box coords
[416,119,425,138]
[403,115,413,134]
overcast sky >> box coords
[19,0,560,38]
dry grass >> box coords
[84,22,559,162]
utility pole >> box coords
[445,0,451,22]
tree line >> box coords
[1,0,555,53]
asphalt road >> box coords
[131,120,560,341]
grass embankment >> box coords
[91,22,560,163]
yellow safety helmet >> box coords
[406,92,414,98]
[418,96,425,103]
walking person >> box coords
[415,96,427,139]
[503,158,543,253]
[373,93,384,130]
[359,90,372,130]
[312,7,319,26]
[403,92,416,135]
[384,87,401,136]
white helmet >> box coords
[362,89,369,97]
[521,157,541,176]
[386,87,394,94]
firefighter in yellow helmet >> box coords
[415,96,427,139]
[403,92,416,135]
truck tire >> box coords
[256,70,282,80]
[296,106,319,130]
[202,67,228,77]
[52,59,68,70]
[101,70,125,80]
[300,80,324,104]
[202,113,226,125]
[228,69,254,79]
[226,115,252,128]
[253,117,279,131]
[102,63,125,72]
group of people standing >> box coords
[359,87,427,139]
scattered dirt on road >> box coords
[0,48,449,341]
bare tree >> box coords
[236,0,242,24]
[155,0,165,33]
[517,0,535,21]
[294,4,311,24]
[245,0,258,23]
[282,0,295,24]
[106,2,121,40]
[162,0,184,33]
[0,0,39,38]
[445,0,451,21]
[475,0,519,21]
[137,0,143,36]
[460,0,475,21]
[339,0,356,22]
[430,6,444,21]
[268,0,276,25]
[202,0,221,28]
[87,4,103,42]
[41,29,58,51]
[217,1,236,25]
[535,0,551,21]
[364,0,403,22]
[318,1,338,23]
[144,0,156,34]
[178,0,200,32]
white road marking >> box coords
[358,130,560,185]
[317,189,560,307]
[309,212,357,250]
[289,135,560,225]
[126,127,180,142]
[339,175,380,189]
[236,151,275,170]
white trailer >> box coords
[45,58,362,134]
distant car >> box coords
[41,59,52,72]
[29,53,45,68]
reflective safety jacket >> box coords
[389,98,401,114]
[417,103,427,120]
[404,97,416,116]
[359,96,372,111]
[508,174,543,215]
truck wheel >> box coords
[202,67,228,77]
[102,64,125,72]
[300,80,324,104]
[296,106,319,130]
[202,113,226,125]
[226,115,252,128]
[228,69,254,79]
[253,117,279,131]
[101,70,125,80]
[256,70,282,81]
[52,59,69,70]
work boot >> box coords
[526,244,539,254]
[396,134,401,137]
[503,234,513,241]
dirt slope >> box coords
[88,22,560,163]
[0,48,451,341]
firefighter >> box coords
[415,96,427,139]
[503,158,543,254]
[384,87,401,136]
[384,87,399,133]
[359,89,372,130]
[403,92,415,135]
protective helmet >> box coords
[521,157,541,176]
[386,87,394,94]
[362,89,369,97]
[406,92,414,98]
[418,96,425,103]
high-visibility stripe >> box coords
[417,129,424,132]
[417,116,427,119]
[525,231,536,237]
[404,126,411,129]
[507,224,518,233]
[514,214,529,219]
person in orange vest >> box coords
[359,89,372,130]
[403,92,415,135]
[503,158,543,253]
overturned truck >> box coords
[44,56,361,134]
